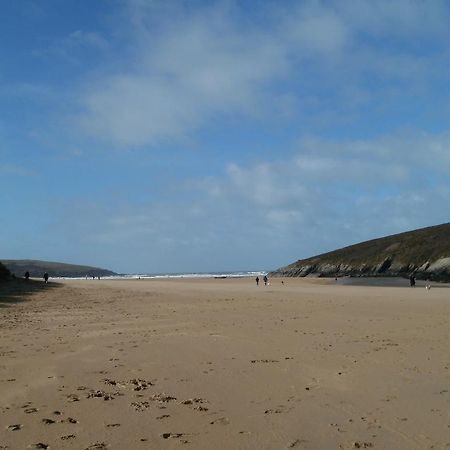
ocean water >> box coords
[57,271,268,280]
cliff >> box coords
[270,222,450,282]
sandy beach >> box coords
[1,277,449,449]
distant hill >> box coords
[270,222,450,282]
[1,260,117,278]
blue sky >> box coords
[1,0,450,274]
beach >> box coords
[1,277,449,449]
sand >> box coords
[1,277,449,449]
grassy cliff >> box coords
[270,222,450,281]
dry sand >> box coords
[1,277,449,449]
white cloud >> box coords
[79,75,203,146]
[281,3,350,55]
[77,3,289,146]
[341,0,450,41]
[50,131,450,272]
[298,134,450,174]
[71,0,450,148]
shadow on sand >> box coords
[0,278,61,307]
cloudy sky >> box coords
[1,0,450,274]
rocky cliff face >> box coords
[271,256,450,281]
[270,223,450,282]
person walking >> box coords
[255,276,259,286]
[43,272,49,284]
[263,275,268,286]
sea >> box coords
[57,270,268,280]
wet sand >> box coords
[336,276,446,288]
[1,277,449,449]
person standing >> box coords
[43,272,49,284]
[255,276,259,286]
[263,275,268,286]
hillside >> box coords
[270,222,450,281]
[1,260,117,278]
[0,262,10,280]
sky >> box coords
[1,0,450,274]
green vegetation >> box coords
[271,222,450,281]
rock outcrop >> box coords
[270,222,450,282]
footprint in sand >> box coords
[149,393,177,403]
[180,397,208,405]
[352,442,373,448]
[42,418,56,425]
[288,439,308,448]
[194,405,209,411]
[264,407,286,414]
[129,378,154,391]
[7,424,22,431]
[210,417,230,425]
[85,443,108,449]
[61,434,76,440]
[181,398,208,407]
[250,359,279,363]
[34,444,49,449]
[87,389,116,401]
[162,433,184,439]
[131,401,150,411]
[106,423,121,428]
